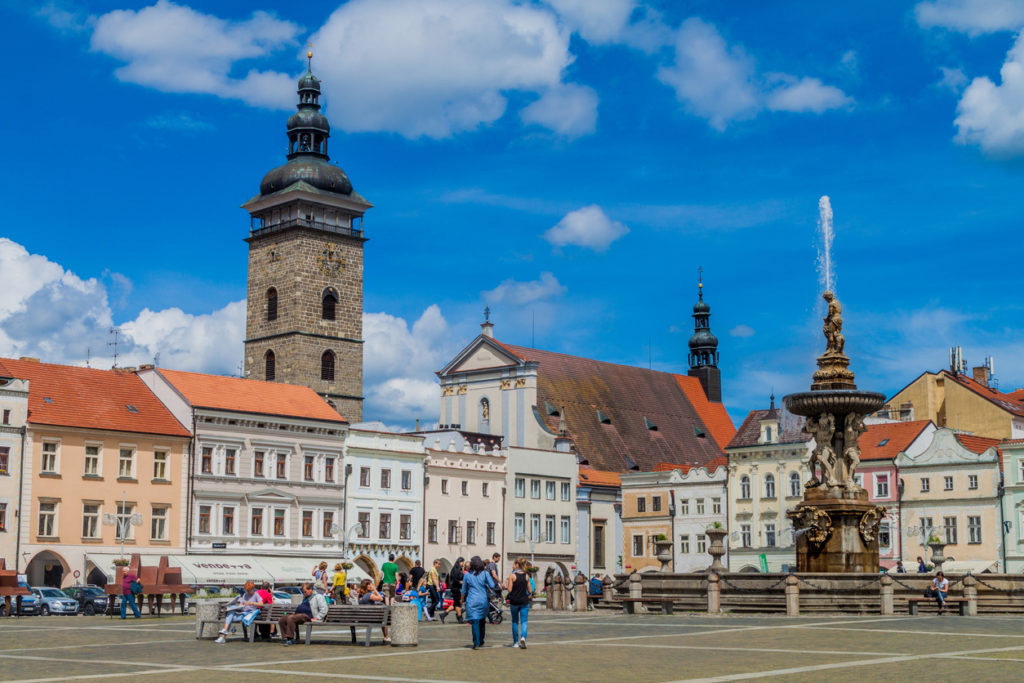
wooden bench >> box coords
[907,596,968,616]
[246,604,295,642]
[302,604,391,646]
[617,597,675,615]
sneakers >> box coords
[214,636,226,644]
[217,629,229,636]
[283,639,294,646]
[519,637,527,649]
[509,642,519,648]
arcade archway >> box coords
[27,550,70,587]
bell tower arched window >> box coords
[265,350,276,381]
[321,350,335,381]
[322,289,338,320]
[267,288,278,321]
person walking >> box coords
[426,559,442,619]
[462,555,496,650]
[380,554,399,605]
[932,571,950,615]
[895,560,906,574]
[332,563,348,604]
[313,561,329,595]
[487,553,502,596]
[505,558,533,649]
[277,582,327,646]
[120,570,142,619]
[410,559,425,588]
[215,581,263,644]
[439,557,464,624]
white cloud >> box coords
[657,18,851,130]
[544,0,636,44]
[521,83,599,137]
[483,273,567,306]
[543,205,629,251]
[120,302,245,373]
[37,1,92,34]
[90,0,299,109]
[938,66,969,92]
[730,324,755,338]
[954,33,1024,156]
[915,0,1024,36]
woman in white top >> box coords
[932,571,950,614]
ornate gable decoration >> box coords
[438,336,525,377]
[895,428,998,468]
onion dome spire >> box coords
[687,267,722,401]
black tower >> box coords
[687,273,721,402]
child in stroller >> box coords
[486,588,504,624]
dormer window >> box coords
[644,417,658,431]
[545,401,559,416]
[597,410,611,425]
[765,426,772,442]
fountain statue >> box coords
[784,201,887,573]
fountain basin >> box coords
[784,390,885,418]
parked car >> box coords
[0,582,37,616]
[272,591,292,602]
[276,585,302,596]
[32,587,80,616]
[63,586,109,616]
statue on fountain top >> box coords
[822,291,845,356]
[811,291,857,390]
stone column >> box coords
[574,574,588,612]
[726,464,737,571]
[785,575,800,616]
[879,574,894,615]
[194,600,221,639]
[706,572,721,614]
[552,578,563,610]
[963,575,978,616]
[750,464,760,549]
[545,573,553,610]
[602,575,614,603]
[389,603,418,647]
[628,572,643,614]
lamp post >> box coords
[515,532,548,567]
[330,522,363,558]
[102,490,143,559]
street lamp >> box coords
[102,491,143,560]
[515,532,548,566]
[330,522,363,557]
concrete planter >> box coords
[654,541,673,572]
[706,528,728,572]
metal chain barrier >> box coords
[718,575,788,593]
[969,573,1024,595]
[886,574,922,591]
[795,574,880,591]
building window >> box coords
[515,478,525,497]
[530,514,541,542]
[546,481,555,500]
[201,447,212,474]
[359,467,370,487]
[222,506,235,535]
[381,469,391,489]
[632,535,644,557]
[153,451,168,480]
[41,442,58,473]
[697,534,708,553]
[321,350,335,381]
[274,509,286,536]
[968,474,978,490]
[741,524,751,548]
[251,508,264,536]
[441,479,449,495]
[38,501,57,537]
[224,449,236,476]
[401,470,411,490]
[276,454,287,480]
[115,502,134,540]
[325,458,335,483]
[323,511,334,538]
[531,480,540,499]
[514,513,525,541]
[764,474,775,498]
[560,516,570,544]
[545,515,555,543]
[879,522,891,549]
[266,287,278,321]
[561,482,571,501]
[944,476,954,491]
[466,521,476,544]
[428,519,438,543]
[198,506,211,534]
[304,456,315,481]
[968,516,982,544]
[680,534,690,554]
[487,522,496,545]
[920,477,930,493]
[740,476,751,499]
[380,513,391,539]
[920,516,934,536]
[82,504,100,539]
[118,448,134,479]
[400,514,411,540]
[302,510,314,537]
[84,446,99,476]
[1,409,8,424]
[322,290,337,320]
[944,516,958,544]
[482,482,489,497]
[448,519,461,543]
[765,523,776,547]
[652,496,662,512]
[254,452,265,478]
[151,506,167,540]
[0,503,6,531]
[875,474,889,498]
[679,499,689,515]
[357,511,370,538]
[264,350,276,381]
[637,496,646,513]
[462,481,469,496]
[789,472,801,497]
[696,498,705,515]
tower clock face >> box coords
[317,245,345,277]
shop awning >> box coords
[256,556,371,585]
[939,560,997,574]
[171,555,273,585]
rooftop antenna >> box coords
[86,346,91,369]
[154,352,161,367]
[236,360,244,377]
[108,327,121,368]
[484,306,490,323]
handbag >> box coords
[130,580,143,595]
[923,588,935,598]
[241,609,260,626]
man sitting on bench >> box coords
[278,583,327,646]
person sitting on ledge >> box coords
[932,571,950,615]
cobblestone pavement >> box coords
[2,611,1024,681]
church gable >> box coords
[440,337,523,376]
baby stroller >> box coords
[486,590,504,624]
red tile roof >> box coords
[727,407,811,449]
[501,342,735,473]
[157,369,346,423]
[674,375,734,450]
[0,358,190,437]
[944,371,1024,418]
[954,433,1003,455]
[858,420,934,461]
[578,467,621,487]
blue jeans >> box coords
[510,603,529,643]
[469,618,486,647]
[120,593,140,618]
[936,591,947,608]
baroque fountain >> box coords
[784,198,887,572]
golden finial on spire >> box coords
[307,42,313,69]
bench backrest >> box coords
[323,604,389,624]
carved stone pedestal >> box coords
[789,487,882,573]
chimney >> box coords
[18,357,40,363]
[972,366,989,388]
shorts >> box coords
[384,583,396,600]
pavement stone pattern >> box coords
[1,611,1023,681]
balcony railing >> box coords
[250,217,364,239]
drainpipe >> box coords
[998,475,1007,573]
[896,468,904,563]
[501,485,507,566]
[14,425,26,573]
[669,490,677,572]
[186,412,196,553]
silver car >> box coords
[31,587,80,616]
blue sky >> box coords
[1,0,1022,427]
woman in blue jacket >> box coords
[461,555,496,649]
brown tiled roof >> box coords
[578,467,621,487]
[673,375,734,450]
[944,371,1024,418]
[0,358,190,437]
[727,408,810,449]
[652,456,728,473]
[157,368,346,423]
[502,343,734,473]
[858,420,933,461]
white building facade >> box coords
[0,374,28,571]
